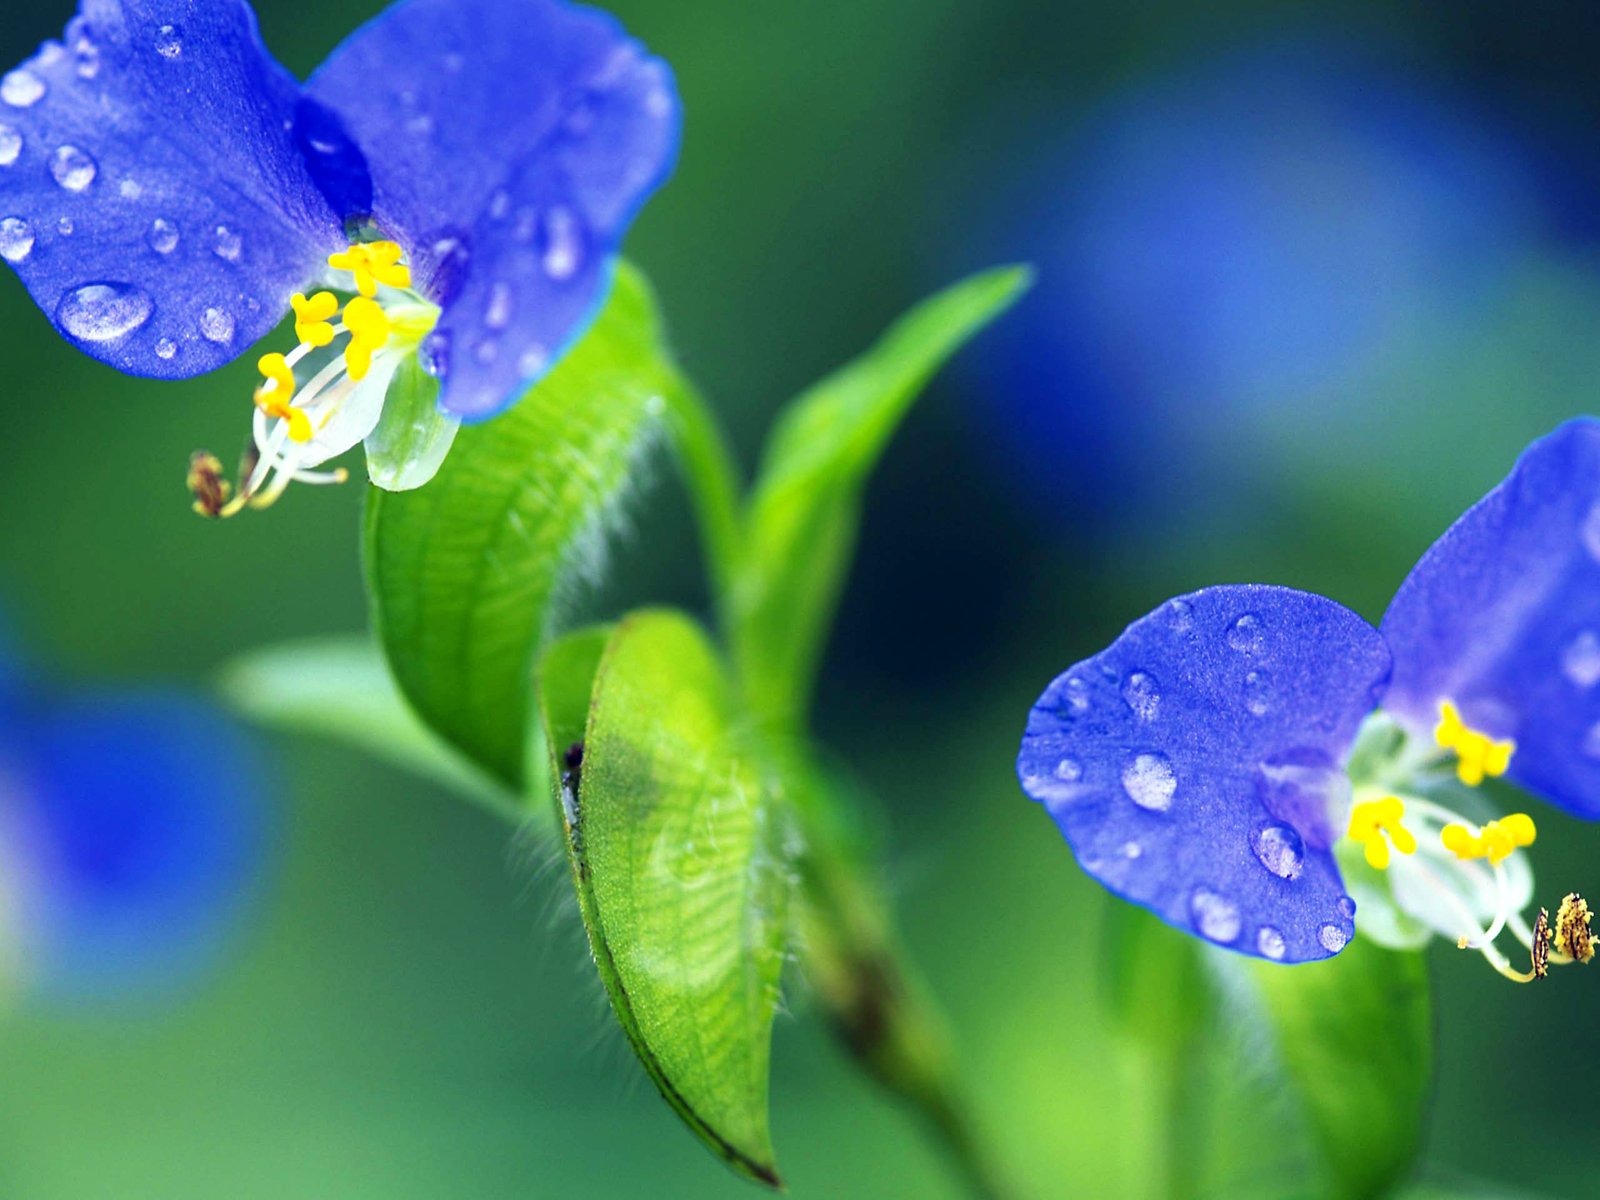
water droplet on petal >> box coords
[488,190,512,221]
[1318,924,1349,953]
[1122,841,1142,859]
[1122,752,1176,812]
[1251,823,1304,880]
[146,218,179,255]
[1338,895,1357,920]
[517,344,549,379]
[154,336,177,361]
[1562,630,1600,689]
[484,281,513,330]
[212,225,242,262]
[1122,671,1161,721]
[2,70,45,108]
[57,283,152,342]
[1190,888,1241,943]
[1055,757,1083,783]
[475,339,499,365]
[420,329,451,376]
[1061,676,1090,716]
[55,216,73,236]
[0,124,20,166]
[1257,926,1287,959]
[154,25,183,60]
[1582,503,1600,564]
[1165,597,1194,633]
[406,113,434,136]
[0,217,33,263]
[1227,613,1264,654]
[49,145,95,192]
[199,306,234,344]
[1244,669,1272,716]
[540,206,584,281]
[1583,720,1600,761]
[73,36,101,80]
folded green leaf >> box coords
[540,611,789,1187]
[219,634,526,822]
[367,262,685,788]
[735,265,1032,724]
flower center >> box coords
[188,239,439,518]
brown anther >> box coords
[187,451,231,518]
[1554,893,1596,964]
[1531,908,1551,980]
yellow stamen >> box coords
[1435,700,1515,787]
[328,240,412,298]
[341,295,391,381]
[1346,795,1417,872]
[251,353,311,443]
[291,291,339,347]
[1440,813,1537,866]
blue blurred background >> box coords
[2,0,1598,1196]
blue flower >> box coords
[0,663,264,1006]
[1018,418,1600,980]
[0,0,679,512]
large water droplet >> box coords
[1122,752,1176,812]
[1318,924,1349,953]
[0,217,34,263]
[1227,613,1264,654]
[1,70,45,108]
[1243,669,1272,716]
[1122,671,1161,721]
[199,306,234,344]
[1257,926,1287,959]
[1338,895,1357,920]
[154,337,177,361]
[1562,630,1600,689]
[484,281,513,330]
[49,145,96,192]
[56,283,152,342]
[1582,503,1600,564]
[154,25,183,60]
[147,218,179,255]
[0,124,21,166]
[1190,888,1241,943]
[540,206,584,281]
[1251,823,1304,880]
[212,225,242,262]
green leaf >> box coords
[735,266,1031,723]
[365,355,461,492]
[219,634,526,823]
[541,611,788,1186]
[1249,939,1431,1200]
[366,262,682,788]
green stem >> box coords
[660,377,745,637]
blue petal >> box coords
[0,1,342,378]
[305,0,680,419]
[1381,418,1600,818]
[1017,586,1390,962]
[11,691,265,1003]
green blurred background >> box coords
[2,0,1598,1195]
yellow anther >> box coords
[291,291,339,347]
[252,352,311,443]
[1555,893,1596,963]
[1435,700,1515,787]
[341,295,391,381]
[1347,795,1416,872]
[328,240,412,298]
[1441,812,1537,866]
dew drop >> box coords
[49,145,96,192]
[147,218,179,255]
[1165,597,1195,633]
[1190,888,1241,943]
[1055,757,1083,783]
[645,87,673,119]
[1562,630,1600,689]
[484,280,513,330]
[1251,823,1304,880]
[0,217,33,263]
[0,124,20,166]
[475,339,499,365]
[1582,503,1600,564]
[420,329,451,376]
[56,283,152,342]
[73,36,101,80]
[154,336,177,360]
[1121,671,1161,721]
[154,25,183,60]
[1338,895,1357,920]
[487,190,512,221]
[1122,841,1142,860]
[517,345,549,379]
[1243,669,1272,716]
[199,306,234,344]
[1318,924,1349,953]
[1,70,45,108]
[212,224,242,262]
[539,206,584,281]
[405,113,434,136]
[1227,613,1264,654]
[1062,676,1090,716]
[55,216,72,236]
[1122,752,1176,812]
[1583,721,1600,761]
[1257,926,1287,960]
